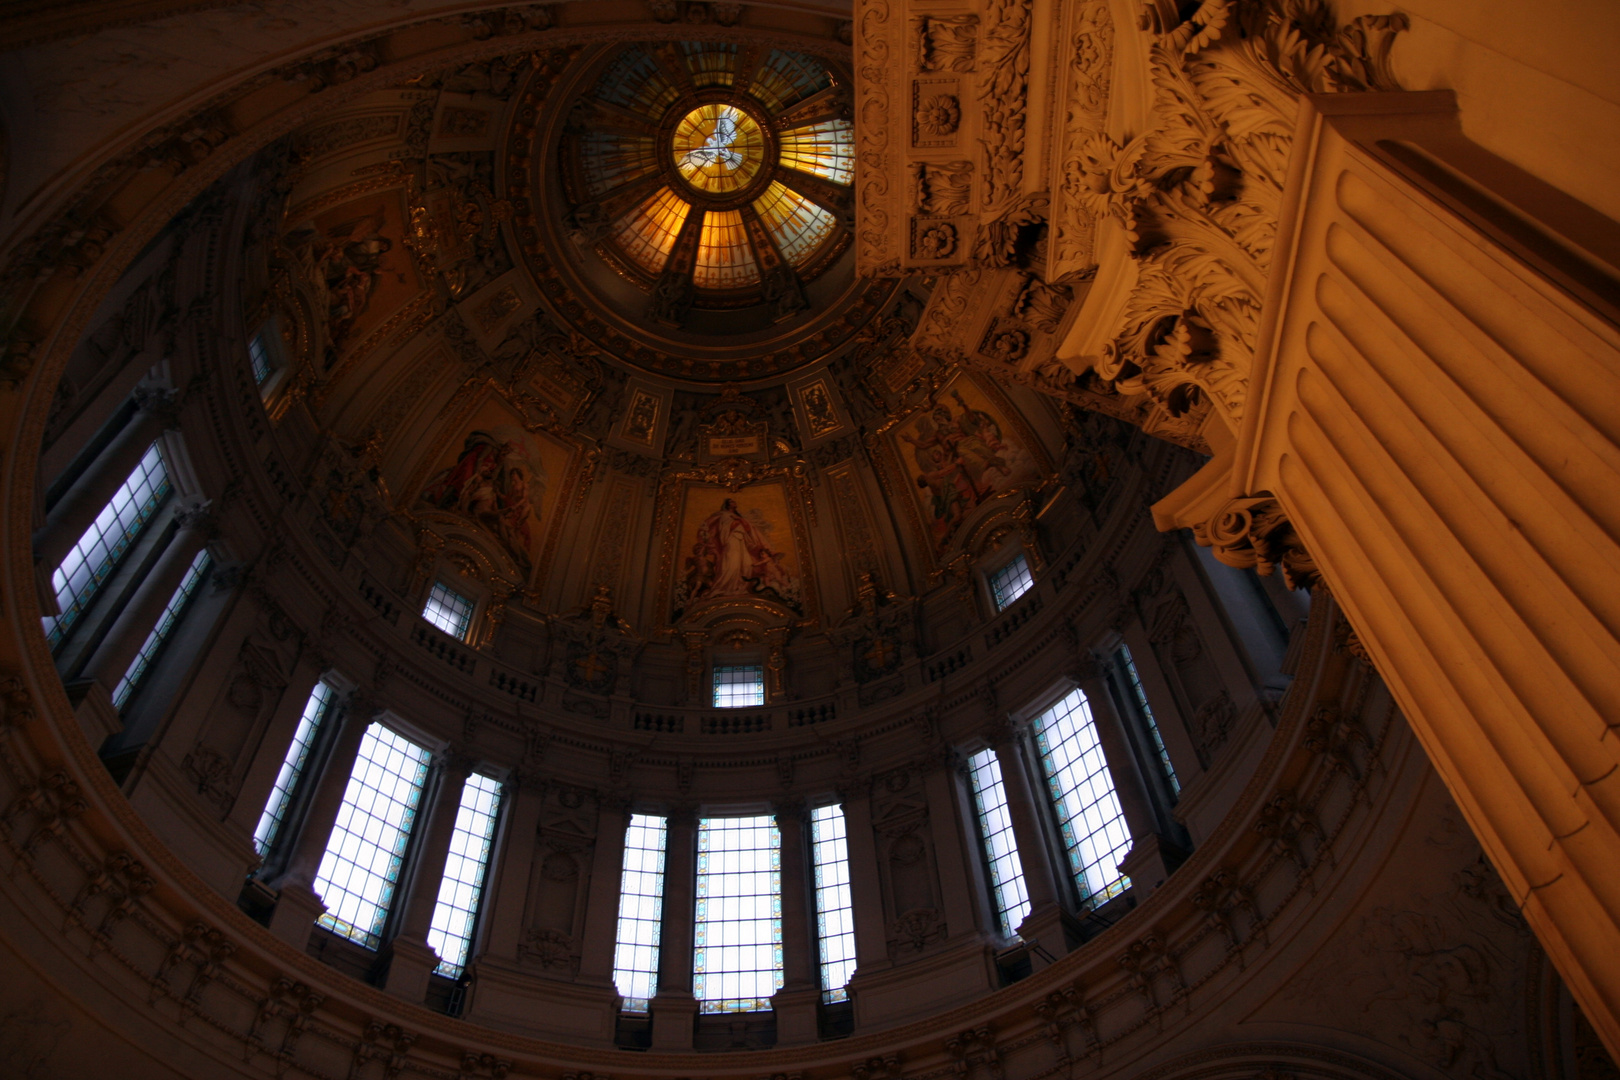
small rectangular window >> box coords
[44,442,171,647]
[810,804,856,1002]
[111,548,211,710]
[1032,688,1132,909]
[1118,644,1179,796]
[612,814,668,1011]
[989,553,1035,612]
[253,681,337,858]
[694,815,783,1013]
[248,330,274,386]
[314,723,432,949]
[967,747,1031,937]
[712,664,765,708]
[422,581,474,641]
[426,773,503,978]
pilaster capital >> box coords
[1069,656,1108,686]
[439,747,477,780]
[774,796,808,826]
[666,801,698,829]
[1191,493,1322,592]
[172,502,217,537]
[132,385,181,427]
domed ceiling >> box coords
[252,23,1132,701]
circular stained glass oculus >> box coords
[563,43,854,304]
[672,104,767,196]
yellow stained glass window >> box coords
[693,209,760,289]
[777,120,855,186]
[682,40,738,87]
[749,49,833,114]
[579,130,661,199]
[673,104,767,195]
[752,181,837,265]
[613,187,692,276]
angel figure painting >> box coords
[420,421,554,571]
[284,191,418,365]
[672,485,803,619]
[894,378,1040,555]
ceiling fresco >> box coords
[247,25,1138,657]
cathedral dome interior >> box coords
[0,1,1616,1079]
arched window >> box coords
[313,723,432,949]
[809,804,856,1002]
[966,748,1031,936]
[425,773,504,978]
[110,548,211,710]
[612,813,669,1012]
[1030,689,1132,910]
[44,442,171,647]
[693,815,783,1013]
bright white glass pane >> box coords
[45,442,171,647]
[990,554,1035,612]
[694,815,782,1013]
[968,748,1031,936]
[1033,688,1133,908]
[613,814,668,1011]
[422,581,473,640]
[712,664,764,708]
[426,773,503,977]
[314,724,431,949]
[110,548,210,710]
[810,804,856,1002]
[1119,645,1179,796]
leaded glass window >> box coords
[248,330,274,385]
[1118,644,1179,796]
[1032,689,1132,909]
[422,581,474,641]
[692,208,760,287]
[990,553,1035,612]
[612,814,668,1011]
[253,681,337,858]
[110,548,211,710]
[712,664,765,708]
[313,724,431,949]
[810,804,856,1002]
[693,815,783,1013]
[967,748,1031,936]
[44,442,171,647]
[777,119,855,185]
[564,42,852,312]
[426,773,503,978]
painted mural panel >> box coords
[672,483,804,619]
[417,396,573,573]
[890,375,1041,555]
[285,189,420,361]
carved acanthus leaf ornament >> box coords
[1077,0,1406,427]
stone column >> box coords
[383,753,473,1002]
[224,656,327,853]
[476,778,544,962]
[839,782,890,979]
[1145,92,1620,1053]
[922,758,982,939]
[650,805,697,1049]
[772,799,820,1044]
[72,506,212,743]
[989,724,1069,963]
[576,796,629,988]
[33,387,178,602]
[267,692,376,949]
[1072,662,1179,897]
